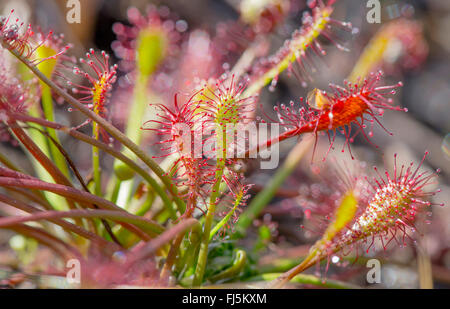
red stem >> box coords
[0,192,119,252]
[8,120,73,188]
[0,177,163,240]
[245,128,301,158]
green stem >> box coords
[114,68,149,181]
[41,85,70,178]
[193,195,219,285]
[259,257,305,274]
[0,209,164,238]
[160,232,185,282]
[193,127,227,286]
[92,122,101,196]
[0,177,163,239]
[0,161,54,213]
[0,149,21,171]
[235,135,313,237]
[177,222,202,280]
[126,75,149,146]
[240,6,333,98]
[135,190,155,216]
[128,218,201,265]
[245,273,360,289]
[25,104,68,210]
[112,75,150,214]
[209,189,245,240]
[5,223,80,260]
[209,250,247,283]
[108,178,121,204]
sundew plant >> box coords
[0,0,447,289]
